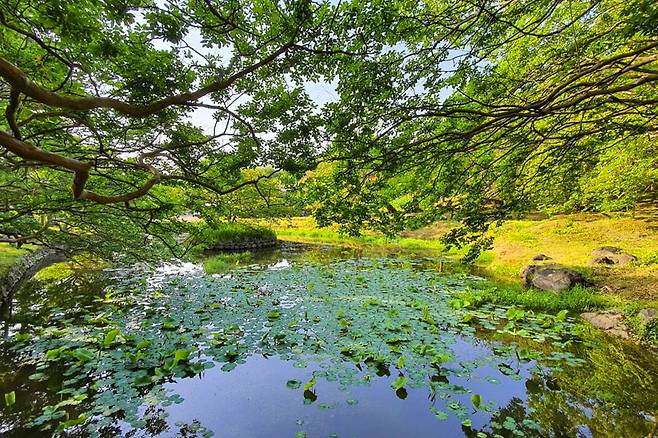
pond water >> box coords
[1,243,657,437]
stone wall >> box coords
[0,247,69,305]
[203,238,279,252]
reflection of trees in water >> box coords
[531,340,657,437]
[468,340,657,437]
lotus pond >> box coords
[1,244,657,437]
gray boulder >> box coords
[580,311,631,339]
[591,256,616,265]
[520,264,586,292]
[638,308,658,325]
[592,246,624,255]
[590,247,637,265]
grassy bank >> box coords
[470,216,658,301]
[456,281,612,313]
[259,217,451,253]
[192,222,276,249]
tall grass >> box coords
[458,282,611,312]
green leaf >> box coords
[390,375,408,391]
[4,391,16,407]
[45,347,65,360]
[28,372,49,382]
[471,394,483,410]
[432,409,449,421]
[133,374,154,387]
[14,333,31,342]
[172,349,191,367]
[267,310,281,320]
[555,309,568,322]
[72,348,95,363]
[431,353,451,365]
[303,377,317,391]
[55,414,87,432]
[103,329,120,348]
[136,339,152,350]
[286,380,302,390]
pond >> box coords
[1,243,657,437]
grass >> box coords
[0,243,30,277]
[257,217,450,254]
[202,252,253,274]
[457,281,611,313]
[476,214,658,301]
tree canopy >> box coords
[1,0,657,256]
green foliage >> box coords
[0,244,29,277]
[192,222,276,250]
[642,318,658,344]
[1,0,656,262]
[639,251,658,266]
[535,139,658,213]
[196,168,302,220]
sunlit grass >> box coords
[0,243,29,277]
[257,217,452,253]
[202,252,253,274]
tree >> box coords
[305,0,658,251]
[1,0,657,258]
[0,0,327,253]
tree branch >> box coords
[0,42,294,117]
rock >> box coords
[638,308,658,324]
[607,327,632,340]
[615,253,638,265]
[205,238,278,252]
[581,311,623,330]
[532,254,552,261]
[590,247,637,265]
[591,256,616,265]
[591,246,624,256]
[580,311,631,339]
[520,264,586,292]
